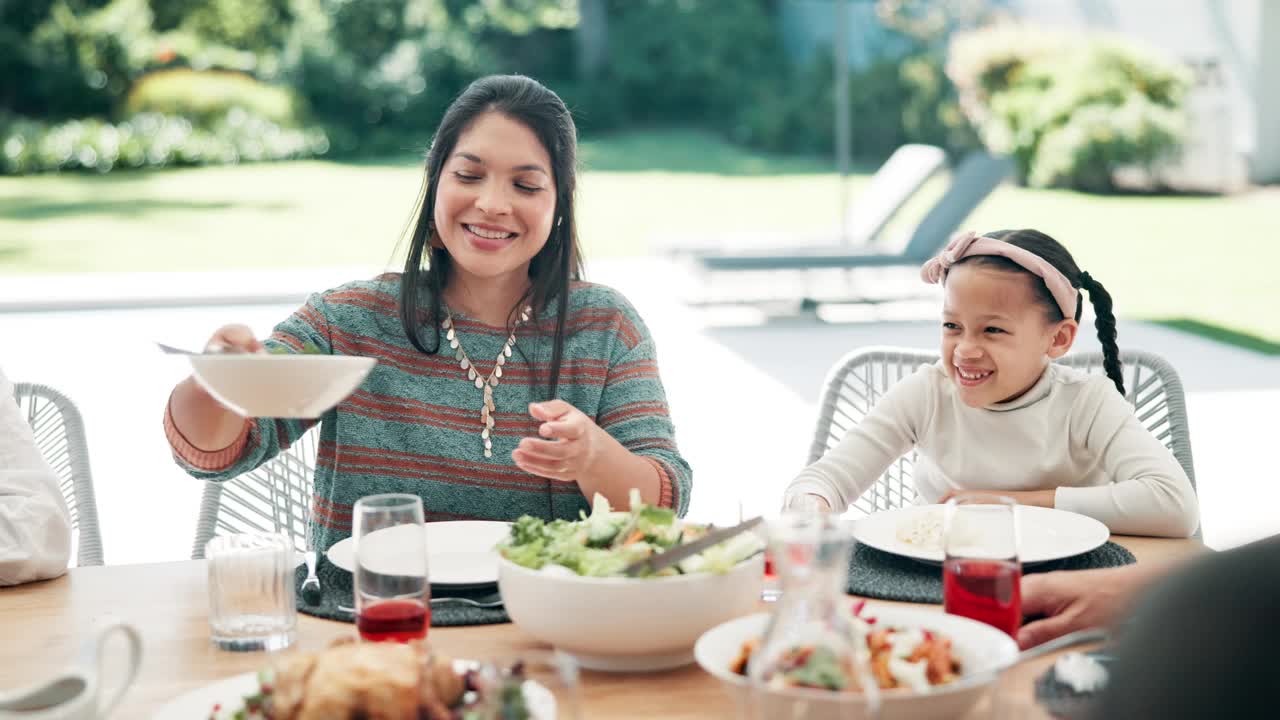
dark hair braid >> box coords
[957,228,1126,396]
[1077,271,1125,396]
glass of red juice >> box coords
[942,494,1021,637]
[353,493,430,643]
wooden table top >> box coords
[0,535,1200,719]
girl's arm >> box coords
[1056,382,1200,537]
[783,367,932,512]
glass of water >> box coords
[206,532,297,651]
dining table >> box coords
[0,534,1201,719]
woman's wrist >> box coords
[580,429,661,508]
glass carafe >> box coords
[746,512,880,720]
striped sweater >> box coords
[165,275,692,553]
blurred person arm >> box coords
[1095,535,1280,719]
[1016,558,1183,650]
[1055,380,1200,537]
[0,366,72,585]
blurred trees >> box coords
[1,0,1192,191]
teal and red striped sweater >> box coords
[165,275,692,553]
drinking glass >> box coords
[206,532,297,651]
[467,651,582,719]
[747,512,879,720]
[353,493,430,643]
[942,494,1022,637]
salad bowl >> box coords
[496,493,765,672]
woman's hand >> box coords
[168,324,262,451]
[205,324,265,354]
[938,488,1056,508]
[512,400,604,481]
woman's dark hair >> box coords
[399,74,583,397]
[956,228,1125,396]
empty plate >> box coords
[326,520,512,586]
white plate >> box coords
[151,662,557,719]
[326,520,512,585]
[694,608,1018,720]
[853,504,1110,565]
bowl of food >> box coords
[188,353,376,418]
[694,603,1018,720]
[496,492,765,673]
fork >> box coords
[337,595,503,613]
[300,502,322,606]
[155,341,245,356]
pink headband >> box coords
[920,231,1079,319]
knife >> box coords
[623,516,764,577]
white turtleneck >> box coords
[785,361,1199,537]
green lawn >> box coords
[1,129,1276,351]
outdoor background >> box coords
[2,0,1278,565]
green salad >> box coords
[498,490,763,578]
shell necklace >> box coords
[443,305,531,458]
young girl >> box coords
[783,229,1199,538]
[164,75,691,553]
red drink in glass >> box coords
[357,599,429,643]
[943,557,1021,637]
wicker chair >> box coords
[13,383,105,566]
[808,347,1197,518]
[190,425,319,559]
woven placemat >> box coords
[847,541,1137,604]
[293,557,509,627]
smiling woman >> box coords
[161,76,692,556]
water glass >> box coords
[942,494,1022,637]
[206,532,297,651]
[353,493,430,643]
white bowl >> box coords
[497,554,764,673]
[694,608,1019,720]
[189,354,377,418]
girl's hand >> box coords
[513,400,604,481]
[205,324,265,354]
[786,493,833,513]
[938,488,1056,508]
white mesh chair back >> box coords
[190,425,319,559]
[808,347,1197,518]
[13,383,105,566]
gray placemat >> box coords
[847,541,1137,604]
[293,557,509,627]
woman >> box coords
[164,75,691,553]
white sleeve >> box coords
[0,369,73,585]
[1055,381,1200,537]
[783,366,932,511]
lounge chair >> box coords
[694,151,1014,272]
[658,144,948,255]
